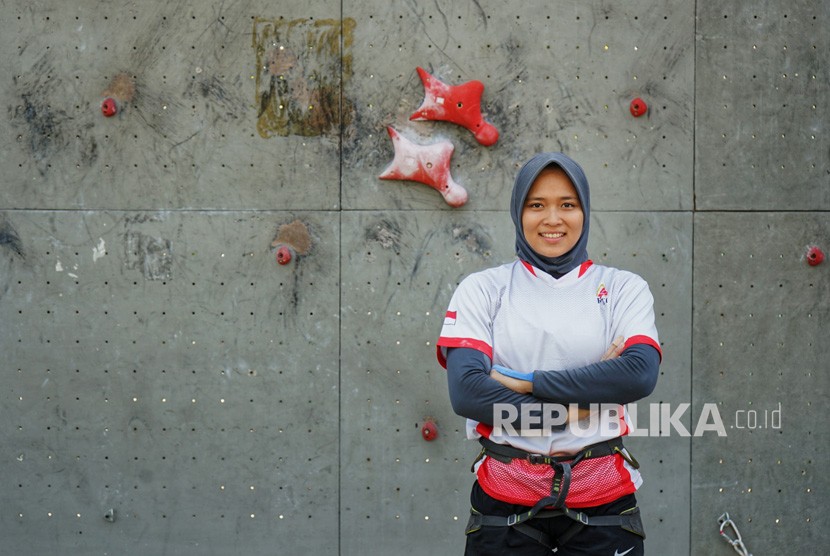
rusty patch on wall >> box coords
[102,72,136,103]
[271,219,312,255]
[252,17,355,138]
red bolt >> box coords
[630,97,648,117]
[421,420,438,441]
[806,246,824,266]
[101,97,118,117]
[276,245,293,265]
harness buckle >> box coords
[527,454,551,465]
[506,514,518,526]
[614,446,640,469]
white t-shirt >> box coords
[437,259,660,507]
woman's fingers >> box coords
[490,369,531,394]
[601,336,625,361]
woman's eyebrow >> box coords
[527,195,579,201]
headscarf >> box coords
[509,153,590,278]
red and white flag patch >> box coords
[444,310,457,325]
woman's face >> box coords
[521,167,584,259]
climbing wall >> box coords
[692,3,828,554]
[0,1,826,556]
[0,211,341,554]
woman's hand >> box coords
[489,369,533,394]
[601,336,625,361]
[489,336,626,420]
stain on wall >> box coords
[125,231,173,280]
[9,53,98,178]
[0,217,24,259]
[252,17,355,137]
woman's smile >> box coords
[521,167,584,259]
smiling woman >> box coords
[521,167,584,259]
[436,152,661,556]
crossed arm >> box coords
[446,338,660,427]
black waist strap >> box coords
[478,436,634,468]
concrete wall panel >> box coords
[695,2,829,210]
[692,212,828,554]
[342,0,694,212]
[0,210,340,555]
[339,210,504,555]
[1,1,343,211]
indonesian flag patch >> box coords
[444,310,457,325]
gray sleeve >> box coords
[446,347,566,430]
[530,344,660,405]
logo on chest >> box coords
[596,283,609,306]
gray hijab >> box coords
[509,153,590,278]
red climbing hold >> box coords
[806,246,824,266]
[101,97,118,117]
[276,245,293,265]
[629,97,647,117]
[410,67,499,146]
[421,420,438,441]
[379,126,468,207]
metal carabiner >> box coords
[718,513,753,556]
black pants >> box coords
[465,482,645,555]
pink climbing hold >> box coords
[410,67,499,146]
[101,97,118,117]
[379,126,468,207]
[421,420,438,441]
[806,246,824,266]
[275,245,293,265]
[630,97,648,117]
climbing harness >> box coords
[465,437,645,551]
[718,513,753,556]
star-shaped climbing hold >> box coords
[410,67,499,146]
[379,126,468,207]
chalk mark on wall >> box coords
[11,54,98,176]
[0,218,24,259]
[125,231,173,281]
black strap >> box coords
[556,521,586,548]
[466,506,645,536]
[478,436,628,466]
[514,523,556,550]
[466,510,558,550]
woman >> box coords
[436,152,661,555]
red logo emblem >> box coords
[596,284,609,305]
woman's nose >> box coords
[542,208,563,224]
